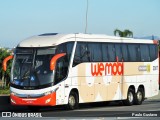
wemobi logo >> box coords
[91,58,124,76]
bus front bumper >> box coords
[10,92,56,106]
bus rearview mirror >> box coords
[3,55,14,72]
[50,53,66,71]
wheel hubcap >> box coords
[128,92,133,103]
[69,95,75,106]
[137,91,142,102]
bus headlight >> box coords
[43,87,59,96]
[44,91,52,96]
[11,91,17,96]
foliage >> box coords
[114,29,133,38]
[0,48,13,88]
[0,86,10,95]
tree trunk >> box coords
[2,72,4,88]
[4,74,7,88]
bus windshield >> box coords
[11,48,56,89]
[11,42,74,89]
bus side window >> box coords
[66,42,74,63]
[54,42,74,84]
[73,43,81,66]
[102,43,109,62]
[122,44,129,61]
[108,44,116,62]
[80,43,90,62]
[73,42,90,67]
[54,57,68,84]
[149,44,158,61]
[128,44,140,62]
[115,44,122,61]
[140,44,150,62]
[88,43,102,62]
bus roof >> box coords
[17,33,157,47]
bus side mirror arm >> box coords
[50,53,66,71]
[3,55,14,72]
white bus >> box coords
[3,33,159,111]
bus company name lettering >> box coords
[91,61,123,76]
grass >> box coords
[0,87,10,95]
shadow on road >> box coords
[0,100,125,112]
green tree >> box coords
[114,29,133,38]
[0,48,13,88]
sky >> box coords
[0,0,160,48]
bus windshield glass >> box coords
[11,42,74,89]
[11,48,56,88]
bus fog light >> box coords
[11,98,16,104]
[45,98,51,104]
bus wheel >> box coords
[123,88,134,106]
[134,88,144,105]
[28,106,41,112]
[67,92,79,110]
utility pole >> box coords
[85,0,89,34]
[152,35,154,40]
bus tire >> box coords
[123,88,135,106]
[67,92,79,110]
[134,88,144,105]
[28,106,41,112]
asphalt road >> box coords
[0,99,160,118]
